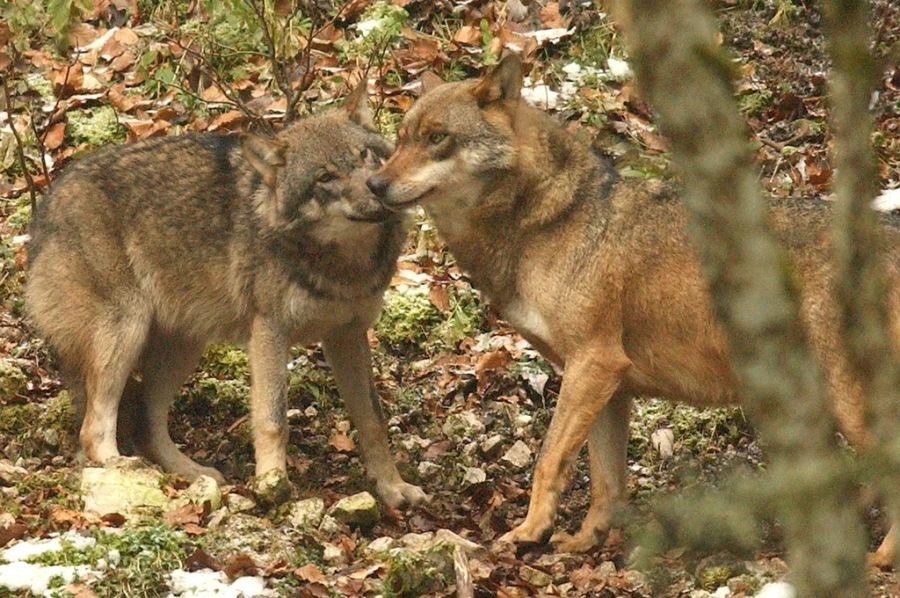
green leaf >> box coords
[47,0,74,35]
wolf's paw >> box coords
[497,522,552,547]
[377,479,429,509]
[550,530,600,553]
[251,469,292,506]
[868,550,895,570]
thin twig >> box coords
[30,52,76,188]
[166,34,268,129]
[2,77,38,213]
[246,0,297,122]
[364,35,394,120]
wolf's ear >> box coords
[472,53,522,106]
[345,80,374,128]
[420,71,444,95]
[241,134,286,188]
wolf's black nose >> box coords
[367,174,389,197]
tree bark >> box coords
[617,1,869,594]
[824,0,900,570]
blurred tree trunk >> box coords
[616,0,869,595]
[824,0,900,570]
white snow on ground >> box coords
[1,531,95,562]
[0,561,93,595]
[754,581,797,598]
[874,187,900,212]
[521,84,560,110]
[606,57,634,79]
[0,532,96,596]
[168,569,276,598]
[521,57,634,111]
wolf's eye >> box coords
[360,147,383,165]
[428,132,448,145]
[317,171,338,183]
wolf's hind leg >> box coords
[323,324,428,508]
[551,393,631,553]
[80,310,152,464]
[130,330,222,483]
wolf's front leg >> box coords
[499,346,631,547]
[551,393,631,553]
[323,324,428,508]
[248,316,290,484]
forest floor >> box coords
[1,1,899,596]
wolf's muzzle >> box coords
[366,174,390,197]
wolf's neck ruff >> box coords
[424,106,619,314]
[265,219,403,301]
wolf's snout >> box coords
[366,174,390,197]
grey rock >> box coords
[0,460,27,486]
[417,461,442,478]
[461,466,487,486]
[501,440,532,469]
[365,536,396,555]
[442,411,485,439]
[181,475,222,510]
[225,493,257,514]
[318,514,343,535]
[328,492,380,528]
[288,497,325,529]
[81,464,170,516]
[519,565,552,587]
[399,532,434,551]
[479,434,505,459]
[322,542,346,566]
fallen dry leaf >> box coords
[207,110,248,132]
[453,25,482,46]
[329,431,355,452]
[163,502,203,527]
[43,122,66,150]
[294,563,327,584]
[429,284,450,312]
[224,553,258,580]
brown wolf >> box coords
[25,84,426,508]
[368,54,900,560]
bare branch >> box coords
[165,34,269,131]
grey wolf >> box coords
[25,84,426,508]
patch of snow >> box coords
[562,62,582,77]
[0,561,92,596]
[1,532,95,562]
[168,569,275,598]
[607,57,634,79]
[874,187,900,212]
[521,28,574,44]
[754,582,797,598]
[355,18,382,36]
[521,84,559,110]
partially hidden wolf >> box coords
[26,84,426,508]
[368,54,900,561]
